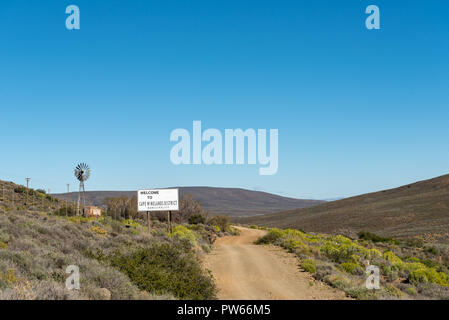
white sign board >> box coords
[137,189,179,212]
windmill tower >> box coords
[74,163,91,216]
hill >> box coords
[238,175,449,241]
[52,187,324,217]
[0,180,219,300]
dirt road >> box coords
[204,226,347,300]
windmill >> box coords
[74,163,91,216]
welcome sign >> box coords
[137,189,179,212]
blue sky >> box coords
[0,0,448,199]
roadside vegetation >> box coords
[254,226,449,299]
[0,180,236,300]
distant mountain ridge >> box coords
[52,187,324,217]
[238,174,449,241]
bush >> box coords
[340,262,364,275]
[108,242,216,299]
[425,246,439,256]
[0,269,18,285]
[325,274,350,291]
[406,286,418,296]
[301,259,317,274]
[172,225,198,246]
[384,284,402,298]
[120,219,141,229]
[53,206,77,216]
[283,239,306,253]
[383,251,405,270]
[255,228,283,245]
[409,268,449,287]
[90,226,108,238]
[208,216,230,232]
[320,241,370,264]
[188,214,206,225]
[358,231,399,245]
[345,287,379,300]
[14,186,27,194]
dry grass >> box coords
[0,179,220,300]
[0,209,172,299]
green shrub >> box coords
[326,274,350,290]
[357,231,399,245]
[172,225,198,246]
[424,246,439,256]
[14,186,27,194]
[302,259,317,274]
[345,287,380,300]
[383,251,405,270]
[228,226,240,236]
[384,284,403,298]
[208,216,230,232]
[406,286,418,296]
[405,257,421,263]
[67,216,89,223]
[53,206,77,216]
[320,241,370,264]
[283,239,306,253]
[409,268,449,287]
[0,269,18,285]
[120,219,141,228]
[255,228,283,245]
[188,214,206,225]
[108,242,216,299]
[340,262,363,275]
[404,262,427,273]
[90,226,108,238]
[419,259,441,269]
[368,248,382,259]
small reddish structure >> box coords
[85,206,102,218]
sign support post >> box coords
[147,211,151,233]
[167,211,172,234]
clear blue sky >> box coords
[0,0,448,199]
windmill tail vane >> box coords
[74,163,91,217]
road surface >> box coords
[204,226,347,300]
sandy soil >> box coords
[204,226,347,300]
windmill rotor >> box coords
[74,163,91,182]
